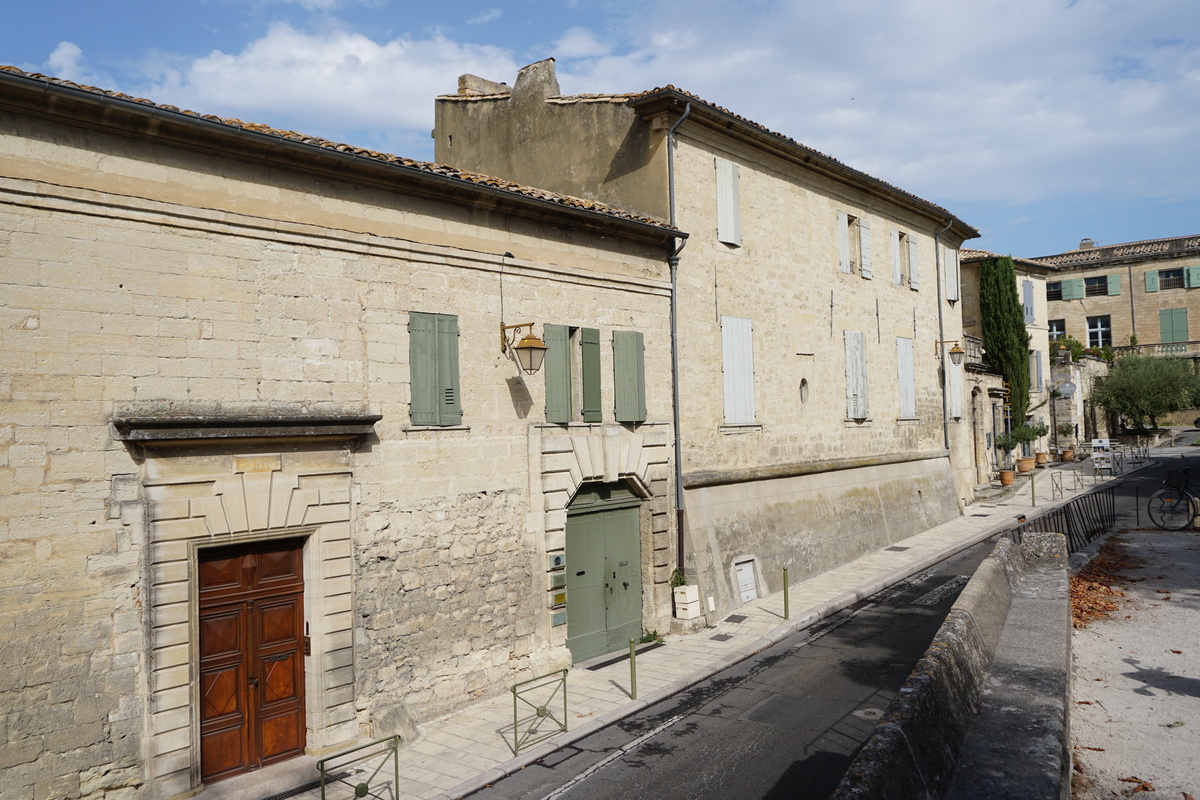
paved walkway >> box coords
[220,451,1158,800]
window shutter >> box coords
[1160,308,1188,344]
[1022,280,1035,324]
[1034,351,1043,392]
[947,356,963,419]
[721,316,755,424]
[1062,278,1085,300]
[543,324,571,423]
[436,314,462,425]
[1144,271,1159,293]
[909,239,920,291]
[897,337,916,418]
[581,327,602,422]
[1186,266,1200,289]
[859,218,873,279]
[1107,274,1121,295]
[844,330,868,419]
[837,211,851,273]
[715,159,741,246]
[612,330,646,423]
[945,247,960,301]
[890,231,902,284]
[408,312,438,425]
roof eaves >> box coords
[2,65,680,238]
[628,87,978,241]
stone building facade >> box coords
[434,60,979,618]
[1035,235,1200,360]
[959,251,1057,477]
[0,67,680,799]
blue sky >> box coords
[4,0,1198,256]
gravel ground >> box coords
[1072,530,1200,798]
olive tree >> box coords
[1090,356,1200,430]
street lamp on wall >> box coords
[500,322,548,374]
[935,340,966,367]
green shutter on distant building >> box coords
[408,311,460,426]
[1062,278,1085,300]
[1107,274,1121,295]
[1145,270,1159,292]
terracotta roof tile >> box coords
[1,65,674,231]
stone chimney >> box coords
[457,74,510,96]
[1079,238,1095,249]
[512,58,560,101]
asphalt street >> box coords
[464,540,997,800]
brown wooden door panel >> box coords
[198,539,306,783]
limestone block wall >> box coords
[0,105,675,799]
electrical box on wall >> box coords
[547,552,565,570]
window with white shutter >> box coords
[716,159,741,247]
[721,316,755,424]
[844,331,868,419]
[897,337,916,418]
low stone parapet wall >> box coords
[830,531,1070,800]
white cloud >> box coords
[552,27,610,59]
[468,8,502,25]
[136,22,516,151]
[546,0,1200,212]
[35,41,113,87]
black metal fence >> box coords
[1003,485,1116,552]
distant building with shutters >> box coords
[435,59,981,620]
[1033,235,1200,364]
[0,65,680,798]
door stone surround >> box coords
[142,448,356,799]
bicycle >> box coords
[1147,468,1198,530]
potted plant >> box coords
[1056,422,1076,461]
[994,431,1021,485]
[1026,422,1051,466]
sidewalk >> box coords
[234,455,1152,800]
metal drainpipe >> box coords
[667,103,690,579]
[934,218,955,452]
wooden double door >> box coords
[198,538,307,783]
[565,485,643,663]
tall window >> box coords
[1084,276,1109,296]
[891,231,910,286]
[896,337,916,418]
[1087,315,1112,348]
[721,316,756,424]
[715,159,741,247]
[1048,319,1065,340]
[1046,282,1062,301]
[408,312,462,426]
[844,330,868,420]
[837,212,870,277]
[1022,279,1035,324]
[544,325,602,423]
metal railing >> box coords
[316,735,400,800]
[509,669,568,754]
[1003,485,1116,552]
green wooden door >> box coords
[565,486,642,662]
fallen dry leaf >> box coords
[1077,700,1094,705]
[1119,776,1155,793]
[1071,539,1144,629]
[1171,649,1182,654]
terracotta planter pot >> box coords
[999,469,1015,486]
[1016,457,1036,474]
[1062,449,1075,462]
[1035,452,1049,465]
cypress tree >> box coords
[979,256,1031,425]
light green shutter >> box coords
[1062,278,1085,300]
[436,314,462,425]
[1145,270,1159,292]
[612,330,646,423]
[543,324,571,423]
[1186,266,1200,289]
[581,328,602,422]
[408,312,438,425]
[1107,274,1121,295]
[1160,308,1188,344]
